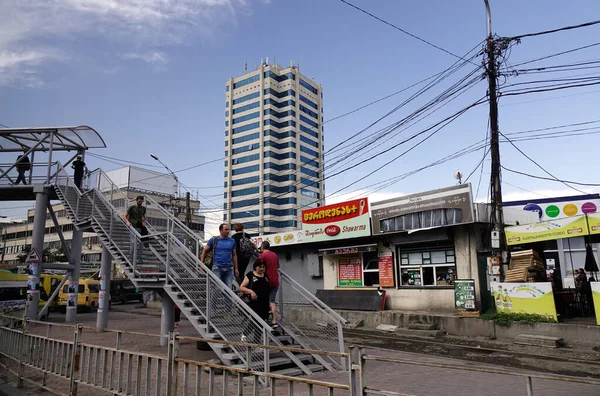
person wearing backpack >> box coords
[239,258,270,341]
[232,223,253,285]
[200,223,238,288]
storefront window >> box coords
[362,251,379,286]
[399,247,456,287]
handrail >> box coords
[279,270,348,325]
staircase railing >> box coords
[278,271,348,370]
[52,165,315,376]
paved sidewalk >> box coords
[2,305,600,395]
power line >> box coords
[498,131,588,194]
[509,19,600,40]
[87,152,163,168]
[509,41,600,68]
[338,0,480,66]
[502,181,553,199]
[502,167,600,187]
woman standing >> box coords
[239,259,270,342]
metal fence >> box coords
[3,314,600,396]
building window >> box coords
[231,153,260,165]
[232,132,260,145]
[231,210,259,219]
[264,197,297,205]
[300,115,319,129]
[301,199,318,208]
[264,71,295,82]
[264,220,297,228]
[231,143,260,155]
[232,101,260,114]
[233,92,260,105]
[264,151,296,160]
[301,189,319,199]
[232,122,260,135]
[300,145,318,157]
[264,119,296,129]
[232,111,260,125]
[301,177,319,189]
[231,175,260,186]
[300,167,319,178]
[264,129,295,139]
[398,247,456,287]
[233,74,260,89]
[299,104,319,120]
[231,198,260,208]
[300,125,319,139]
[300,135,319,148]
[264,173,296,182]
[265,162,295,171]
[300,156,319,168]
[264,185,296,193]
[264,88,295,99]
[264,208,297,216]
[264,140,296,150]
[300,79,318,94]
[300,95,318,110]
[232,164,260,176]
[231,187,260,197]
[264,98,295,109]
[380,209,464,233]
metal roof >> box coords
[0,126,106,152]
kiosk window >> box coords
[398,247,456,287]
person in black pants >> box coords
[239,259,270,342]
[15,153,30,185]
[232,223,252,286]
[71,155,88,189]
[174,305,181,328]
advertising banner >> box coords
[251,230,305,249]
[301,198,371,243]
[454,279,476,311]
[377,252,395,287]
[370,184,474,234]
[588,213,600,235]
[504,196,599,222]
[592,282,600,325]
[491,282,557,320]
[505,215,589,246]
[338,255,363,287]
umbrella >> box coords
[584,243,599,280]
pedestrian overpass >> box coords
[0,126,347,377]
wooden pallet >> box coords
[505,267,528,282]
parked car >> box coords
[110,279,143,304]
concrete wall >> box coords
[273,245,324,296]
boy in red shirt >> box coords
[259,241,280,327]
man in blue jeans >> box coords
[200,223,238,288]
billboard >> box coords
[300,198,371,243]
[370,184,474,234]
[505,215,589,245]
[491,282,557,321]
[103,166,177,197]
[503,194,600,222]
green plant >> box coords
[479,312,556,326]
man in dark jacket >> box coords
[15,153,31,185]
[71,155,88,189]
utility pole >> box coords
[185,192,191,227]
[484,0,505,255]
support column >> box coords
[160,292,175,347]
[65,229,83,323]
[96,246,112,330]
[26,188,49,320]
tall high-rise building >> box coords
[224,60,325,234]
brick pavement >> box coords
[1,305,600,395]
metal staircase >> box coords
[52,165,347,377]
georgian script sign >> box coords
[320,245,377,256]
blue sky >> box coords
[1,0,600,234]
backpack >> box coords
[240,235,259,259]
[239,272,268,304]
[202,236,218,268]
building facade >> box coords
[224,61,325,234]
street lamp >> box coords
[150,153,180,217]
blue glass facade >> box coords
[264,151,296,160]
[265,173,296,182]
[231,187,260,197]
[232,111,260,124]
[299,104,319,120]
[264,185,296,193]
[231,198,260,208]
[231,153,260,165]
[264,109,295,119]
[301,189,319,199]
[264,197,297,205]
[231,210,259,219]
[300,115,319,129]
[300,125,318,138]
[264,162,295,171]
[301,167,319,178]
[233,92,260,105]
[265,119,295,129]
[300,95,318,110]
[300,145,318,157]
[233,74,260,89]
[232,101,260,114]
[264,220,298,228]
[231,175,260,186]
[264,208,297,217]
[264,130,295,139]
[300,135,319,148]
[264,98,295,108]
[300,156,319,168]
[265,141,295,150]
[300,79,318,94]
[264,88,295,98]
[232,122,259,135]
[301,177,319,188]
[231,164,260,176]
[232,132,260,145]
[231,143,259,155]
[264,71,295,82]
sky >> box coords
[1,0,600,237]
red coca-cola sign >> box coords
[325,225,341,236]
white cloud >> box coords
[0,0,253,86]
[119,51,168,65]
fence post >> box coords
[358,348,366,396]
[166,331,175,396]
[337,321,346,371]
[69,324,82,396]
[206,277,211,328]
[17,318,28,388]
[165,237,171,283]
[263,328,270,374]
[526,376,533,396]
[348,347,358,396]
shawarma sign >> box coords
[301,198,371,243]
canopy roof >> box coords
[0,126,106,152]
